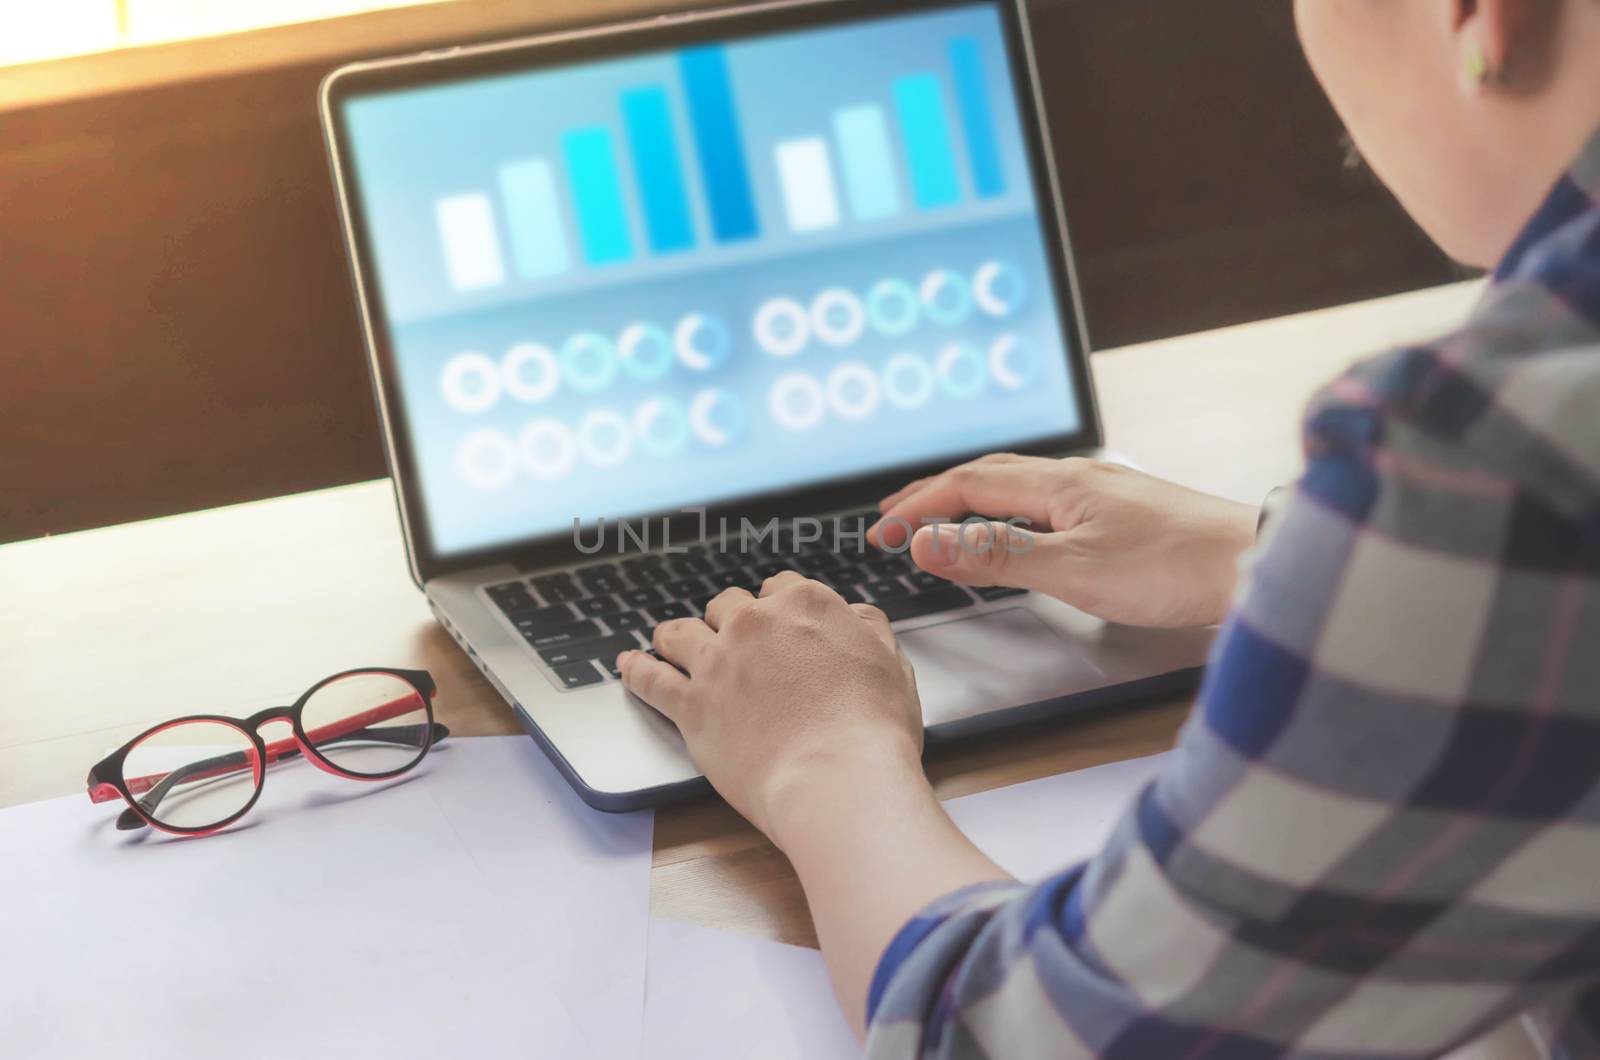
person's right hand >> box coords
[868,455,1258,628]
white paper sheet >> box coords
[642,919,860,1060]
[2,736,653,1060]
[638,753,1168,1059]
[944,752,1169,881]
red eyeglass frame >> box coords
[86,667,446,837]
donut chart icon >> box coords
[442,352,502,415]
[753,298,810,357]
[936,342,987,398]
[457,429,517,489]
[920,269,974,328]
[560,332,619,394]
[633,398,691,456]
[867,279,920,337]
[988,333,1042,390]
[826,362,881,421]
[882,353,935,409]
[676,313,733,372]
[689,388,747,447]
[578,408,633,468]
[973,259,1027,318]
[618,324,675,382]
[769,372,826,432]
[519,419,578,480]
[811,288,866,348]
[502,343,560,404]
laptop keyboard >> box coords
[482,508,1028,690]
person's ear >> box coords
[1452,0,1539,91]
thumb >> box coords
[909,521,1074,592]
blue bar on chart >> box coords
[562,127,634,266]
[832,104,901,222]
[774,137,841,233]
[949,36,1005,198]
[435,192,506,291]
[620,86,696,254]
[892,74,961,210]
[498,159,570,280]
[678,46,759,243]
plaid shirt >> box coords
[867,126,1600,1060]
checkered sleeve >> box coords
[864,330,1600,1058]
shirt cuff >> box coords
[865,878,1024,1025]
[1257,485,1289,539]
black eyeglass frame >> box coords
[86,667,447,836]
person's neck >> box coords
[1475,9,1600,262]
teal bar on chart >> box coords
[498,159,570,280]
[833,104,901,222]
[892,74,961,209]
[562,127,635,266]
[949,36,1005,198]
[621,86,696,254]
[678,46,760,242]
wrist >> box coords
[761,733,930,855]
[1198,498,1259,624]
[1220,497,1261,555]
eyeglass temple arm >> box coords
[110,724,448,831]
[88,689,445,812]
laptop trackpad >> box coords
[899,607,1107,728]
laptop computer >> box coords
[319,0,1213,811]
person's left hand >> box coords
[616,572,924,841]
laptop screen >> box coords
[339,0,1087,559]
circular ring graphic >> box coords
[675,313,733,372]
[633,398,691,457]
[882,353,936,410]
[618,324,675,382]
[920,269,974,328]
[560,332,619,394]
[753,298,811,358]
[973,259,1028,319]
[866,279,921,337]
[441,352,502,415]
[810,288,866,348]
[518,419,578,480]
[501,343,560,404]
[988,333,1042,391]
[768,372,826,432]
[578,408,633,468]
[936,342,988,399]
[826,362,881,421]
[457,429,517,490]
[689,388,747,447]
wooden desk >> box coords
[0,281,1481,948]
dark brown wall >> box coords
[1031,0,1462,346]
[0,0,1460,544]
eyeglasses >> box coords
[87,668,449,836]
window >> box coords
[0,0,451,67]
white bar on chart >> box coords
[435,192,506,291]
[774,137,842,233]
[833,104,902,221]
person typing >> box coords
[619,0,1600,1055]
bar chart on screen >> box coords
[349,3,1085,556]
[432,35,1010,295]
